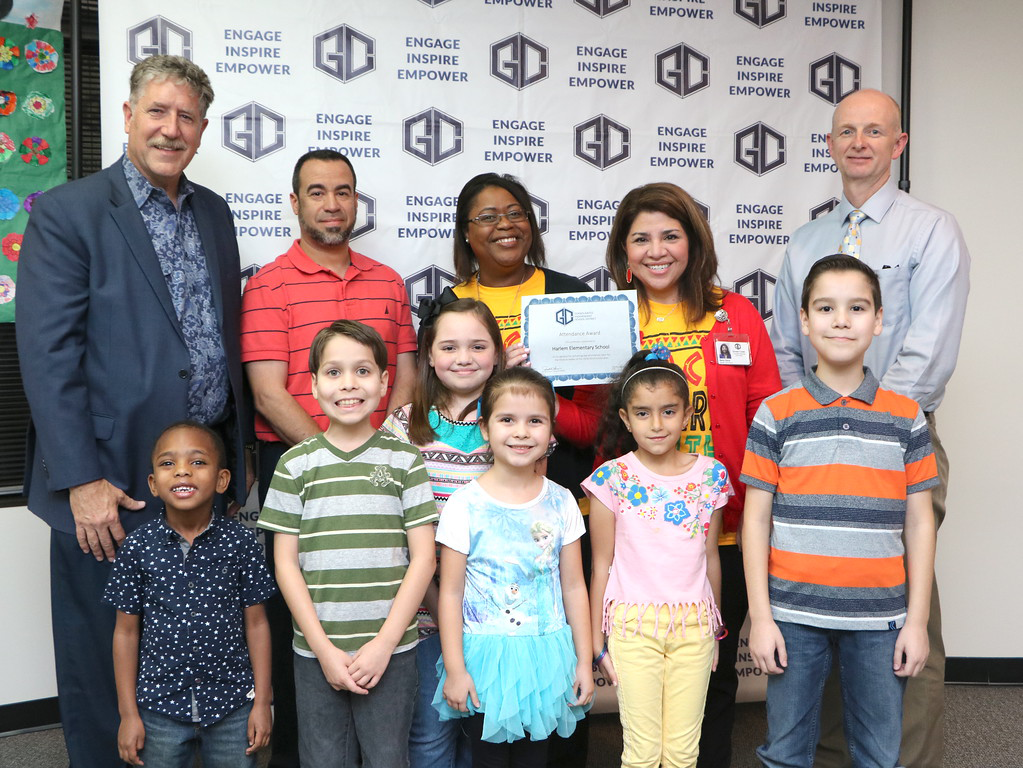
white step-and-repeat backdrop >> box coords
[98,0,882,705]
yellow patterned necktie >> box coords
[839,209,866,258]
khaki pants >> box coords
[815,412,947,768]
[609,604,716,768]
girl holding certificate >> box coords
[450,173,602,498]
[604,182,780,768]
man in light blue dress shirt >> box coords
[771,88,970,768]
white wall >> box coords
[1,507,57,706]
[909,0,1023,657]
[2,0,1020,712]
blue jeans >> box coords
[138,701,256,768]
[410,633,471,768]
[294,648,417,768]
[757,621,906,768]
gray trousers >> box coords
[294,647,418,768]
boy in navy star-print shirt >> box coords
[104,421,276,767]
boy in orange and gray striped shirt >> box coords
[741,255,937,768]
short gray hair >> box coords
[129,55,214,117]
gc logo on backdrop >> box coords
[733,270,777,321]
[655,44,709,98]
[126,16,192,62]
[240,263,262,293]
[574,115,631,170]
[734,122,786,176]
[314,25,376,83]
[810,197,840,221]
[404,265,458,308]
[809,53,860,105]
[530,194,550,236]
[491,34,549,90]
[580,267,614,293]
[575,0,630,18]
[734,0,787,28]
[403,108,464,165]
[222,103,286,161]
[352,192,377,240]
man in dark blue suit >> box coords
[16,56,250,768]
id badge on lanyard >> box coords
[712,308,751,366]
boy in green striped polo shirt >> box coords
[258,320,438,767]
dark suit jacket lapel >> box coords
[107,163,187,344]
[191,191,227,329]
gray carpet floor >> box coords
[2,685,1020,767]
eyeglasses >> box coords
[468,209,528,226]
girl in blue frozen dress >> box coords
[433,367,593,767]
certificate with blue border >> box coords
[521,290,639,386]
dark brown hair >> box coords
[479,367,556,426]
[605,182,721,324]
[800,254,882,312]
[407,299,504,445]
[308,320,387,374]
[292,149,357,195]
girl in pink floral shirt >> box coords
[583,349,733,768]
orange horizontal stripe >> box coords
[906,455,937,485]
[741,451,779,486]
[769,387,921,422]
[770,548,905,589]
[872,389,924,419]
[778,464,906,499]
[767,389,827,420]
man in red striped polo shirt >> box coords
[240,149,417,768]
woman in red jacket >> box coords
[603,182,781,768]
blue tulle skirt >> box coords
[431,624,590,743]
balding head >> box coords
[832,89,902,135]
[826,88,908,206]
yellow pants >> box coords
[608,604,715,768]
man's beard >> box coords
[305,223,353,246]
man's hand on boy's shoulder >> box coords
[749,618,788,675]
[117,712,146,766]
[893,620,930,678]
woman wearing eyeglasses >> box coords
[450,172,602,462]
[448,172,600,768]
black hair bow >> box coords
[416,286,460,347]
